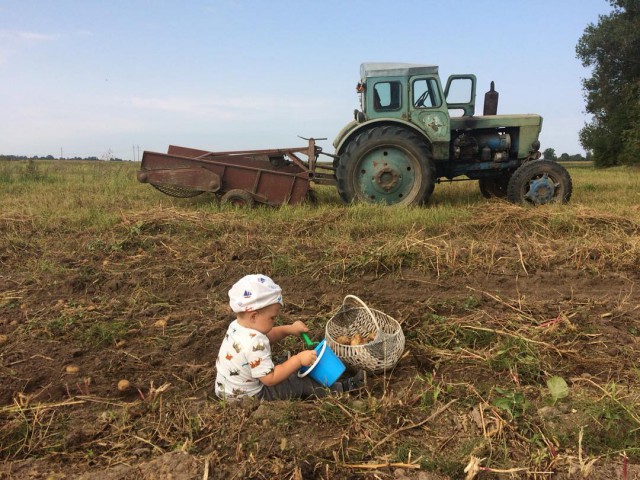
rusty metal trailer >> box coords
[137,138,336,207]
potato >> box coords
[350,333,365,346]
[117,379,131,392]
[65,364,80,374]
[0,334,8,344]
[154,318,168,328]
[336,335,351,345]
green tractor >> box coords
[333,63,572,206]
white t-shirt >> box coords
[215,320,275,400]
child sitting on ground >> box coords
[214,274,364,401]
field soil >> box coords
[1,202,640,479]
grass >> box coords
[1,158,640,477]
[0,158,637,226]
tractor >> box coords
[332,62,572,206]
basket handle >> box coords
[343,295,381,333]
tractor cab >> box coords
[356,63,477,120]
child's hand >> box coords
[296,349,317,367]
[289,320,309,336]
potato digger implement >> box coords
[138,62,572,207]
[136,139,335,207]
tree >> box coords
[576,0,640,166]
[543,148,557,160]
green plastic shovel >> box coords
[300,332,319,349]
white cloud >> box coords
[131,97,204,114]
[130,95,327,117]
[17,31,58,41]
[0,49,12,65]
[0,31,58,66]
[0,30,59,42]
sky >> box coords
[0,0,614,160]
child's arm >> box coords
[258,350,316,387]
[266,320,308,344]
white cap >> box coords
[228,274,283,313]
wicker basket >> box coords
[325,295,405,373]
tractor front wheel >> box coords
[336,126,435,206]
[507,160,572,205]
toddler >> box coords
[214,274,364,401]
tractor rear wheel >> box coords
[336,126,435,206]
[507,160,572,205]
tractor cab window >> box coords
[373,81,402,111]
[412,78,442,108]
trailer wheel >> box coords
[478,171,512,199]
[507,160,572,205]
[336,126,435,206]
[221,189,255,208]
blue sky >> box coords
[1,0,613,159]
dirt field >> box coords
[1,199,640,479]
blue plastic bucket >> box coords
[298,339,346,387]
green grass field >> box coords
[2,158,639,222]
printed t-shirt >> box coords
[215,320,275,399]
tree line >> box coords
[542,148,589,162]
[0,155,126,162]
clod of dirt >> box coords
[537,406,561,420]
[75,451,200,480]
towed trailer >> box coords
[137,138,336,207]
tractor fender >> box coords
[333,118,434,156]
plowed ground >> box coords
[1,200,640,479]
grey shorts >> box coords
[257,373,342,401]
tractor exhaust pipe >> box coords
[483,81,499,115]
